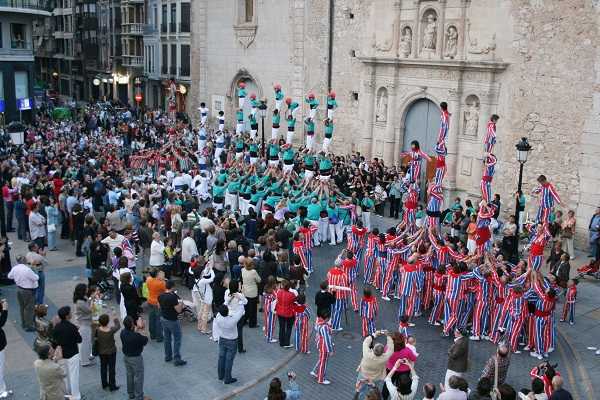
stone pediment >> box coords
[233,24,257,49]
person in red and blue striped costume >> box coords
[293,293,311,353]
[532,174,561,224]
[341,251,359,312]
[346,221,368,272]
[299,221,318,274]
[363,229,379,286]
[527,222,552,271]
[310,309,334,385]
[560,279,577,325]
[327,260,350,331]
[480,153,497,203]
[437,102,450,143]
[359,288,378,337]
[263,282,278,343]
[484,114,499,153]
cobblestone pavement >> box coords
[1,215,597,400]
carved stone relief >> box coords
[375,87,389,123]
[234,25,257,49]
[460,156,473,176]
[399,26,413,58]
[421,9,438,57]
[463,94,480,136]
[466,22,497,59]
[444,25,458,59]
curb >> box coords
[556,327,594,400]
[212,349,300,400]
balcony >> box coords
[122,23,143,35]
[122,55,143,68]
[143,24,157,35]
[121,0,143,4]
[0,45,34,61]
[0,0,51,15]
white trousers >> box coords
[239,198,249,216]
[329,222,344,245]
[60,354,81,400]
[201,116,208,125]
[214,148,224,164]
[291,108,299,119]
[306,135,314,150]
[250,129,257,140]
[304,170,314,183]
[283,164,294,174]
[251,107,257,117]
[271,127,279,140]
[327,109,335,119]
[218,123,224,131]
[224,191,239,211]
[238,97,245,108]
[286,131,294,145]
[309,108,317,119]
[236,123,244,134]
[275,100,282,111]
[212,201,223,211]
[317,218,328,245]
[323,138,332,153]
[362,212,372,232]
[0,350,6,393]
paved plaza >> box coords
[1,216,597,400]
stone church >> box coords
[190,0,600,244]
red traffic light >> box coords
[135,93,143,102]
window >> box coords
[14,71,29,100]
[180,44,190,76]
[0,72,4,100]
[11,24,26,49]
[161,5,167,32]
[153,5,157,28]
[162,44,168,74]
[170,44,176,75]
[244,0,253,23]
[180,3,190,32]
[170,4,176,32]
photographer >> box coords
[157,280,187,366]
[265,372,301,400]
[356,330,394,397]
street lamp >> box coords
[258,99,268,157]
[514,137,532,258]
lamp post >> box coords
[514,137,532,258]
[258,99,267,157]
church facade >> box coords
[190,0,600,244]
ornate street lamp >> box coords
[514,137,532,257]
[258,99,268,157]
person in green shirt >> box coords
[307,197,322,222]
[249,113,258,140]
[326,91,338,119]
[323,118,334,153]
[212,181,226,210]
[272,109,281,141]
[267,142,280,169]
[249,143,259,166]
[304,117,315,150]
[286,115,296,145]
[236,108,244,134]
[326,200,341,245]
[285,97,299,119]
[225,173,241,212]
[305,93,319,119]
[361,194,375,231]
[235,139,245,161]
[274,83,284,111]
[282,145,295,175]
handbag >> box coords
[91,330,99,357]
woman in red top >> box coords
[275,280,297,348]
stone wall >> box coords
[189,0,600,245]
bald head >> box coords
[552,375,564,390]
[373,343,385,357]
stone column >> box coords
[445,88,461,193]
[359,70,376,158]
[458,0,468,60]
[383,80,398,164]
[437,1,447,59]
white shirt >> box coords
[385,372,419,400]
[181,236,199,263]
[8,263,39,289]
[192,268,215,304]
[101,234,125,253]
[212,304,245,341]
[29,212,47,240]
[149,240,165,266]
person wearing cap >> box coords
[249,93,259,117]
[305,93,319,120]
[445,328,469,388]
[285,97,299,119]
[326,91,338,119]
[198,102,209,126]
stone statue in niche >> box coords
[375,88,388,123]
[399,27,412,58]
[463,96,480,136]
[466,21,497,57]
[444,26,458,59]
[422,13,437,51]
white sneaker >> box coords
[269,339,278,343]
[513,350,522,354]
[548,347,555,353]
[0,391,13,398]
[530,351,543,360]
[469,335,481,341]
[595,349,600,355]
[382,296,391,301]
[408,323,415,327]
[319,380,331,385]
[523,346,531,351]
[434,322,442,326]
[310,371,317,377]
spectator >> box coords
[265,374,301,400]
[497,384,517,400]
[422,383,436,400]
[0,299,10,398]
[241,259,261,328]
[561,210,576,259]
[8,255,39,331]
[120,315,149,400]
[356,330,394,396]
[192,262,215,335]
[384,358,419,400]
[96,313,121,391]
[275,280,297,348]
[480,343,511,385]
[73,283,95,367]
[445,329,469,388]
[588,207,600,260]
[158,280,187,366]
[519,378,547,400]
[468,377,492,400]
[33,344,65,400]
[213,303,245,384]
[548,376,572,400]
[438,375,467,400]
[51,306,82,400]
[145,269,166,342]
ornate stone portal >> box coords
[359,0,508,197]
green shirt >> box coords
[268,144,279,158]
[324,123,334,139]
[212,184,226,197]
[307,203,322,221]
[319,158,332,172]
[304,119,315,132]
[287,117,296,128]
[283,148,295,162]
[236,110,244,122]
[272,114,281,125]
[362,197,374,211]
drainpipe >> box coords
[327,0,334,91]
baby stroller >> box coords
[178,300,197,323]
[577,259,600,279]
[90,265,115,301]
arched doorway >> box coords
[402,98,441,190]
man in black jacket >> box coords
[444,328,469,388]
[0,299,13,398]
[52,306,82,400]
[315,281,335,317]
